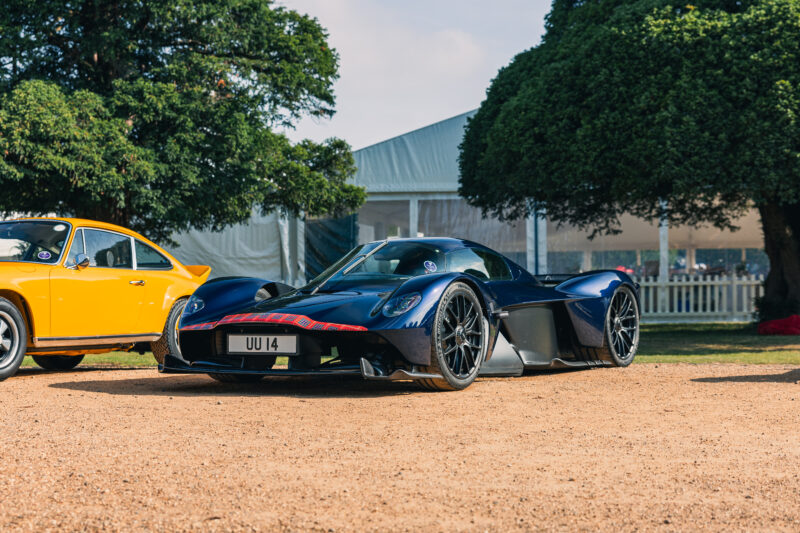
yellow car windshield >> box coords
[0,221,70,264]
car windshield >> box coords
[300,244,367,292]
[0,220,70,264]
[345,242,445,278]
[300,241,447,292]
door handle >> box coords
[129,280,146,286]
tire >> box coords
[419,282,487,391]
[0,298,28,382]
[32,355,84,370]
[601,285,640,366]
[209,373,265,383]
[151,298,187,365]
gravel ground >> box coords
[1,364,799,532]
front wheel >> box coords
[419,282,486,391]
[0,298,27,381]
[151,298,187,365]
[32,355,84,370]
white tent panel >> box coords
[167,211,286,280]
[352,110,476,193]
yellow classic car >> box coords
[0,218,210,380]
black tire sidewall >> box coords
[151,298,187,365]
[165,299,186,356]
[605,285,640,367]
[0,298,27,381]
[431,282,486,390]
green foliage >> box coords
[0,1,364,243]
[460,0,800,233]
[461,0,800,320]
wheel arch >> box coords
[451,276,490,318]
[0,290,34,341]
[443,276,499,361]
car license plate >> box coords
[227,334,297,355]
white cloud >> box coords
[278,0,548,149]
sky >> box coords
[278,0,550,150]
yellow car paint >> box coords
[0,218,210,355]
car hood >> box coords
[0,261,55,282]
[246,280,406,326]
[181,275,442,332]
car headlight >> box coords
[184,295,205,316]
[383,293,422,317]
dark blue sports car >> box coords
[164,238,640,391]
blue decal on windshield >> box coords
[424,260,437,272]
[38,251,52,260]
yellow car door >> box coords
[49,228,145,339]
[132,238,183,333]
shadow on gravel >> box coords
[48,374,427,398]
[692,368,800,384]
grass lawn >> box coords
[21,352,156,368]
[19,323,800,370]
[637,323,800,364]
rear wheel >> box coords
[602,285,640,366]
[151,298,187,365]
[419,282,486,391]
[0,298,27,381]
[32,355,84,370]
[209,373,265,383]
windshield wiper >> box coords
[342,240,388,275]
[311,240,388,295]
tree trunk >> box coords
[757,202,800,321]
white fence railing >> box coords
[635,275,765,322]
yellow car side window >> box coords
[134,240,172,270]
[65,229,85,267]
[84,229,133,269]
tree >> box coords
[459,0,800,321]
[0,1,365,243]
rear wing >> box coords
[185,265,211,283]
[534,274,578,286]
[536,271,640,292]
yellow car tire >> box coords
[151,298,187,366]
[0,297,27,382]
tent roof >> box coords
[352,110,477,194]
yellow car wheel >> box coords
[151,298,187,365]
[0,297,27,382]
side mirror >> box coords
[75,253,90,270]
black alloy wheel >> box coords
[605,285,640,366]
[420,282,486,391]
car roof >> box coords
[6,217,139,236]
[365,237,488,253]
[5,217,176,261]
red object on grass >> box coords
[757,315,800,335]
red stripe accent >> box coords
[181,312,367,332]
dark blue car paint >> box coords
[174,238,638,372]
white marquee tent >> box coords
[167,110,768,286]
